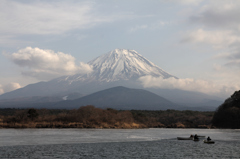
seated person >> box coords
[194,134,199,139]
[207,136,211,141]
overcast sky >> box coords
[0,0,240,98]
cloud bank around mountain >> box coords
[139,76,239,98]
[4,47,93,80]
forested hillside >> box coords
[212,90,240,128]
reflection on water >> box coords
[0,128,239,158]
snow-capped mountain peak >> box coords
[86,49,175,82]
[57,49,176,83]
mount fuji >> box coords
[55,49,176,84]
[0,49,175,99]
[0,49,222,109]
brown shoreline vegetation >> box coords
[0,105,214,129]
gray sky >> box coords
[0,0,240,98]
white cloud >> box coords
[4,47,93,80]
[182,29,240,49]
[190,1,240,30]
[183,0,240,76]
[0,0,148,46]
[183,1,240,48]
[0,83,21,95]
[0,1,114,35]
[139,75,239,97]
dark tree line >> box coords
[0,106,214,128]
[212,90,240,128]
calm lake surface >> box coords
[0,128,239,159]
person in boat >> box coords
[194,134,199,140]
[190,134,193,138]
[207,136,211,141]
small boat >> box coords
[177,137,193,140]
[177,134,204,140]
[197,135,205,138]
[203,140,215,144]
[193,138,199,141]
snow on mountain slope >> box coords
[57,49,176,83]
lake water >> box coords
[0,128,239,159]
